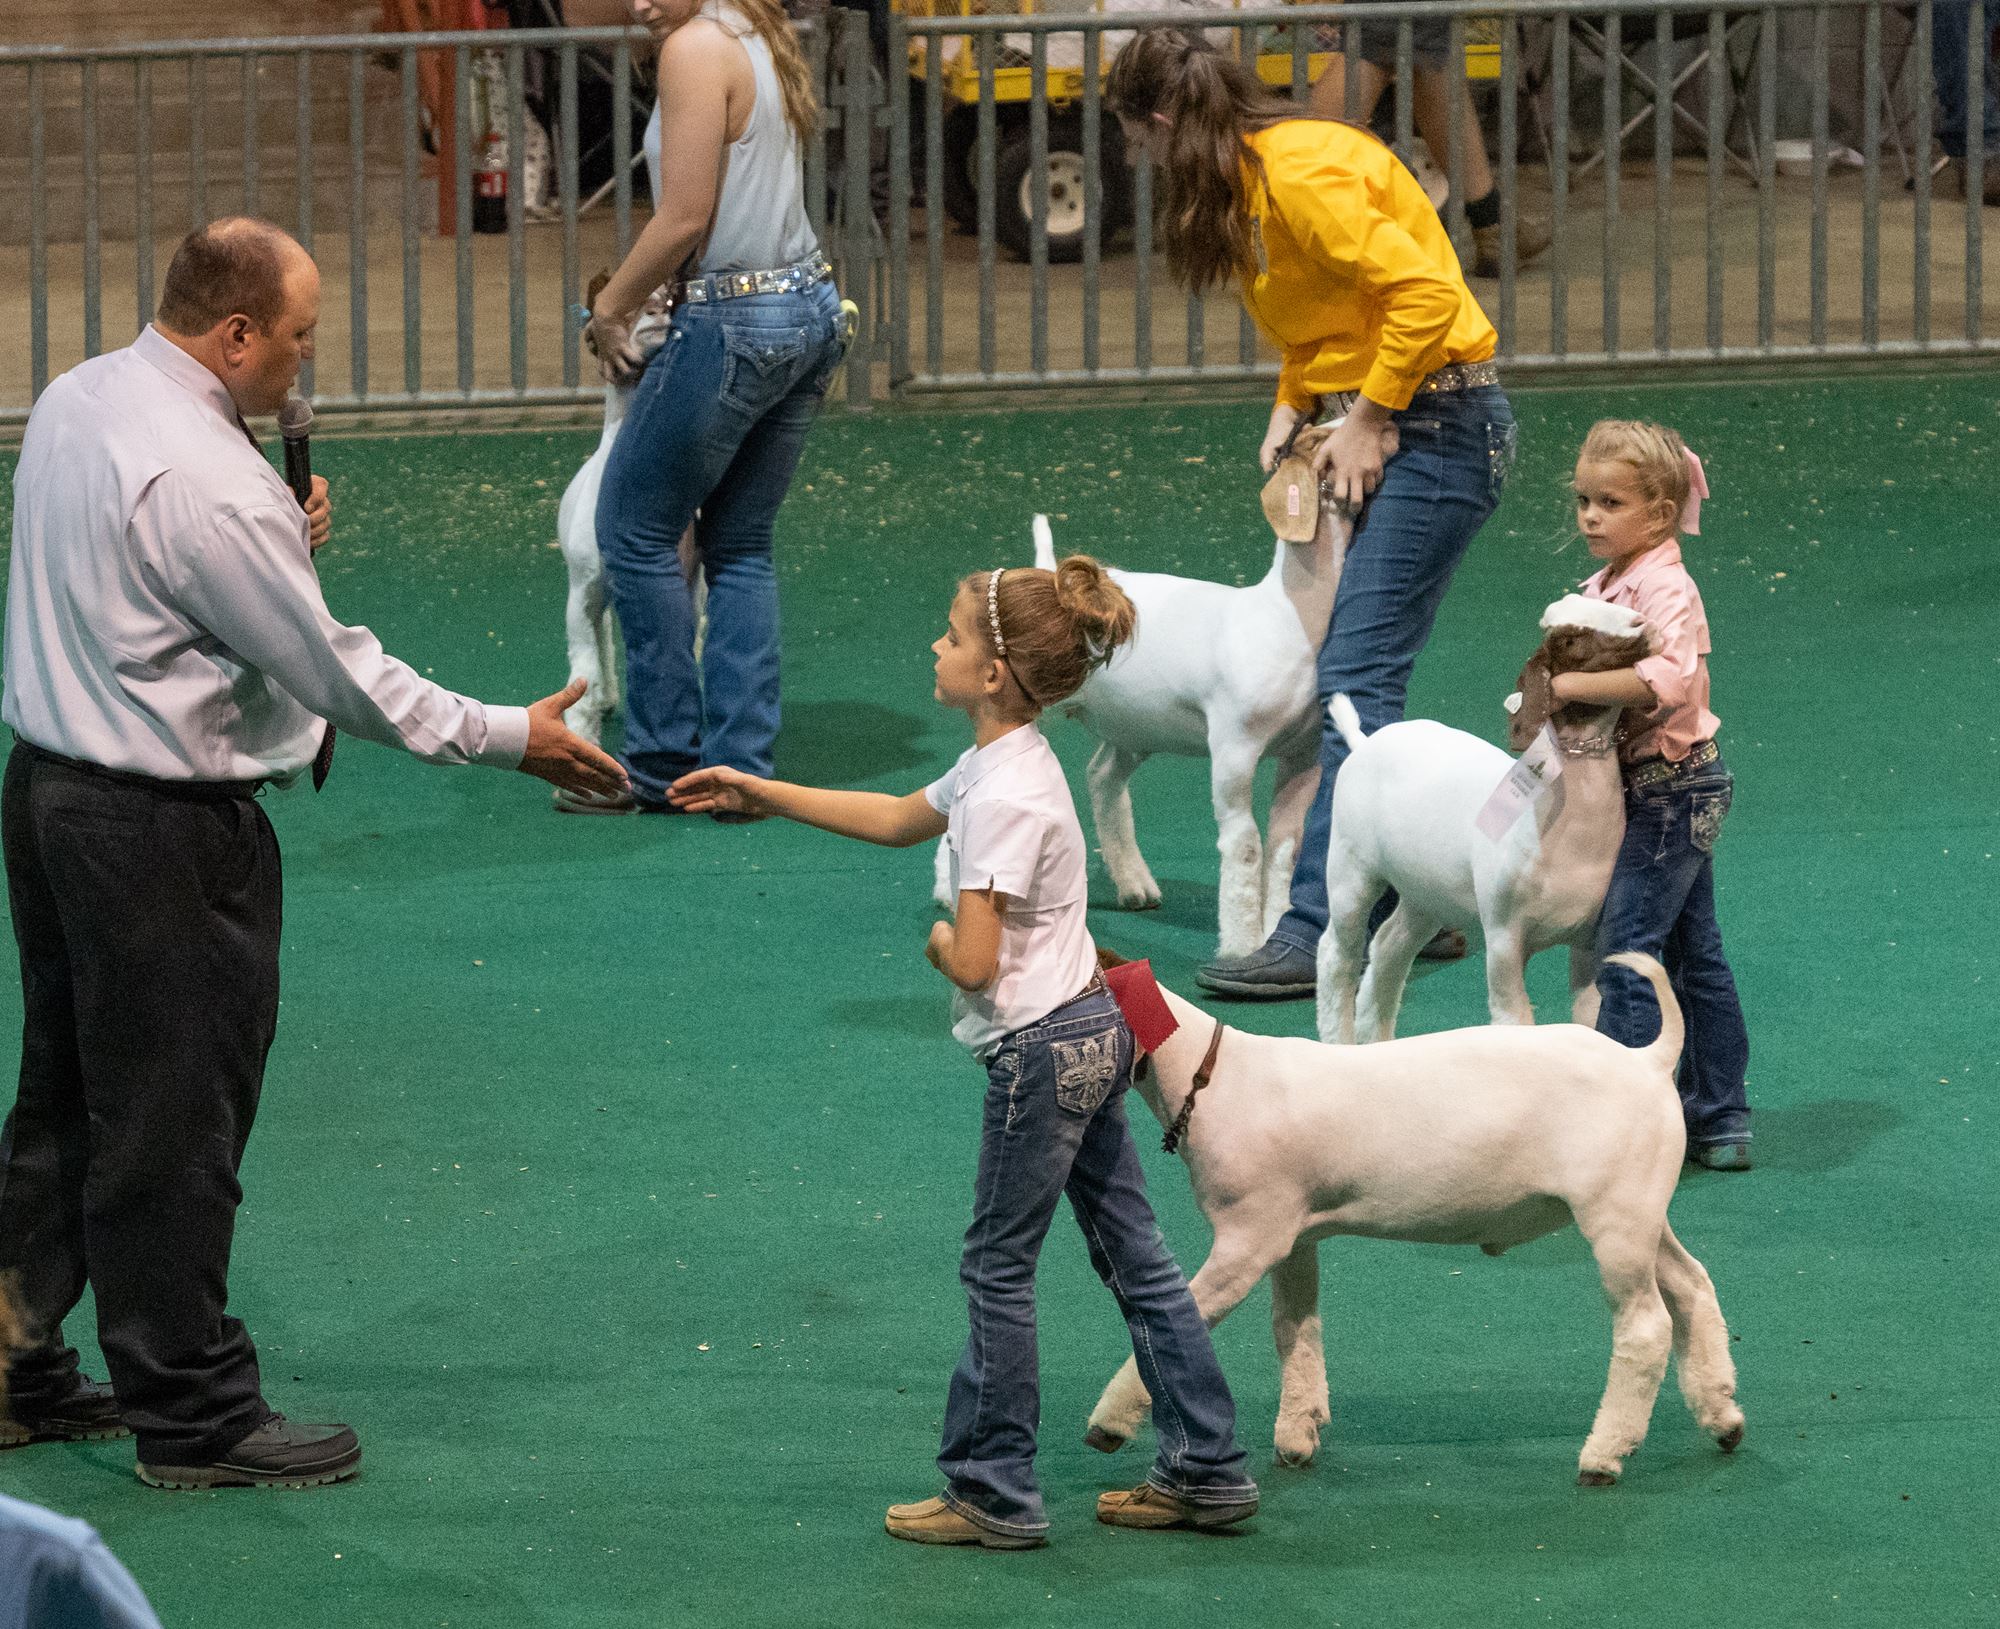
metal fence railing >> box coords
[0,14,880,428]
[2,1,1996,427]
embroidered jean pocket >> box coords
[1049,1027,1121,1116]
[719,325,811,412]
[1689,784,1733,855]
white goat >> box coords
[936,500,1347,958]
[556,290,697,745]
[1315,596,1651,1045]
[1086,958,1745,1485]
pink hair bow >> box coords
[1681,446,1709,535]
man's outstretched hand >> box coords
[519,679,629,798]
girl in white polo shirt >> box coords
[671,557,1257,1549]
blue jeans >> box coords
[595,278,846,802]
[1271,383,1517,951]
[938,987,1256,1538]
[1594,753,1752,1148]
[1933,0,2000,160]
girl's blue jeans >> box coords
[1271,383,1517,951]
[594,279,846,803]
[938,986,1256,1539]
[1593,752,1753,1149]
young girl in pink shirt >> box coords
[1555,420,1752,1171]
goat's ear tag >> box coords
[1261,454,1320,542]
[1504,691,1523,715]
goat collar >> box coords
[1554,728,1621,759]
[1160,1020,1226,1157]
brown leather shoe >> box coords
[137,1414,360,1491]
[0,1377,128,1447]
[884,1496,1045,1550]
[1471,217,1553,278]
[1096,1482,1259,1531]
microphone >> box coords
[278,388,338,791]
[278,390,314,509]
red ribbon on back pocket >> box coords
[1103,958,1180,1055]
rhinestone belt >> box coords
[1316,359,1503,421]
[672,249,833,306]
[1625,737,1720,790]
[1415,358,1502,394]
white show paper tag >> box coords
[1475,724,1566,839]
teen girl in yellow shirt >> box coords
[1109,30,1518,998]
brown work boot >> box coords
[1471,217,1553,278]
[884,1496,1045,1550]
[1096,1482,1259,1531]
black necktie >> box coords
[239,412,336,791]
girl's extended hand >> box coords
[1259,401,1303,474]
[669,765,770,816]
[1311,408,1399,511]
[925,919,953,971]
[587,303,648,385]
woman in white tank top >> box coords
[564,0,847,814]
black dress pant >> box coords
[0,744,281,1462]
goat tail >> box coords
[1602,951,1684,1077]
[1032,513,1058,572]
[1327,693,1368,755]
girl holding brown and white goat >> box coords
[1565,420,1753,1171]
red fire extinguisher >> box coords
[466,0,511,234]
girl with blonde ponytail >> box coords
[1108,27,1519,997]
[670,563,1259,1549]
[564,0,849,813]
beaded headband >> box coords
[983,568,1041,707]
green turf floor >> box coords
[0,375,1995,1628]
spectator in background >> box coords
[1108,31,1515,999]
[1933,0,2000,203]
[572,0,849,814]
[1311,3,1550,277]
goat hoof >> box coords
[1083,1425,1128,1455]
[1576,1468,1619,1488]
[1116,891,1162,912]
[1274,1446,1318,1469]
[1717,1424,1744,1454]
